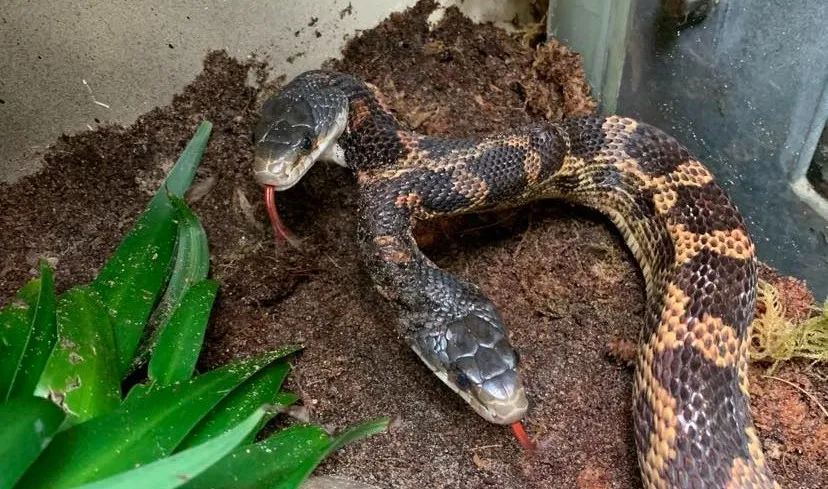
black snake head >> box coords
[411,311,528,425]
[252,79,349,190]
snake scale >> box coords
[252,70,780,489]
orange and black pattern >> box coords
[310,71,779,489]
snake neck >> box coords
[296,71,409,172]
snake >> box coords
[251,70,781,489]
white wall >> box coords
[0,0,536,183]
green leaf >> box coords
[272,391,300,409]
[148,279,218,387]
[72,407,268,489]
[182,425,331,489]
[17,348,298,489]
[276,418,391,489]
[178,361,291,450]
[123,382,149,403]
[184,418,389,489]
[0,396,65,489]
[0,289,34,400]
[35,286,120,424]
[137,196,211,370]
[7,261,58,400]
[93,121,212,376]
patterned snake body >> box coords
[253,70,780,489]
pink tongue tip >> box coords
[264,186,301,249]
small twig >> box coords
[81,79,111,109]
[764,375,828,418]
[470,444,502,451]
[323,253,342,270]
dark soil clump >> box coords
[0,1,824,488]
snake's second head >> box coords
[252,87,348,190]
[411,312,528,425]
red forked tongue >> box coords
[511,422,536,452]
[264,185,301,249]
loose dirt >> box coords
[1,1,824,487]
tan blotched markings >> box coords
[358,167,417,186]
[638,280,742,486]
[394,193,422,210]
[612,158,715,214]
[602,115,639,138]
[373,235,412,264]
[651,283,741,368]
[508,135,532,151]
[523,150,543,184]
[398,133,432,167]
[745,426,768,470]
[451,167,489,207]
[636,346,678,489]
[365,81,395,115]
[349,98,372,130]
[556,155,589,181]
[668,224,754,266]
[726,431,780,489]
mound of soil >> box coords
[0,1,824,488]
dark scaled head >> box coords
[252,73,349,190]
[411,310,528,424]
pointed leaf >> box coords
[137,197,211,370]
[182,425,331,489]
[178,360,291,450]
[123,382,149,403]
[245,391,301,446]
[148,279,218,386]
[93,121,212,376]
[17,348,297,489]
[73,407,268,489]
[35,286,120,424]
[183,418,390,489]
[0,289,34,400]
[276,418,391,489]
[272,391,300,408]
[0,396,65,489]
[8,261,57,399]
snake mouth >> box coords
[253,151,315,191]
[253,99,349,191]
[474,382,529,425]
[410,342,529,425]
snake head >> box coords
[411,311,528,425]
[252,79,349,190]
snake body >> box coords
[253,70,780,489]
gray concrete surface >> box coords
[0,0,532,183]
[0,0,411,182]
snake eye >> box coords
[299,135,313,152]
[454,372,472,391]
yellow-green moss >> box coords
[750,279,828,371]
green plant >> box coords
[0,122,388,489]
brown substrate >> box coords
[0,1,824,488]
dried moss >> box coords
[750,279,828,371]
